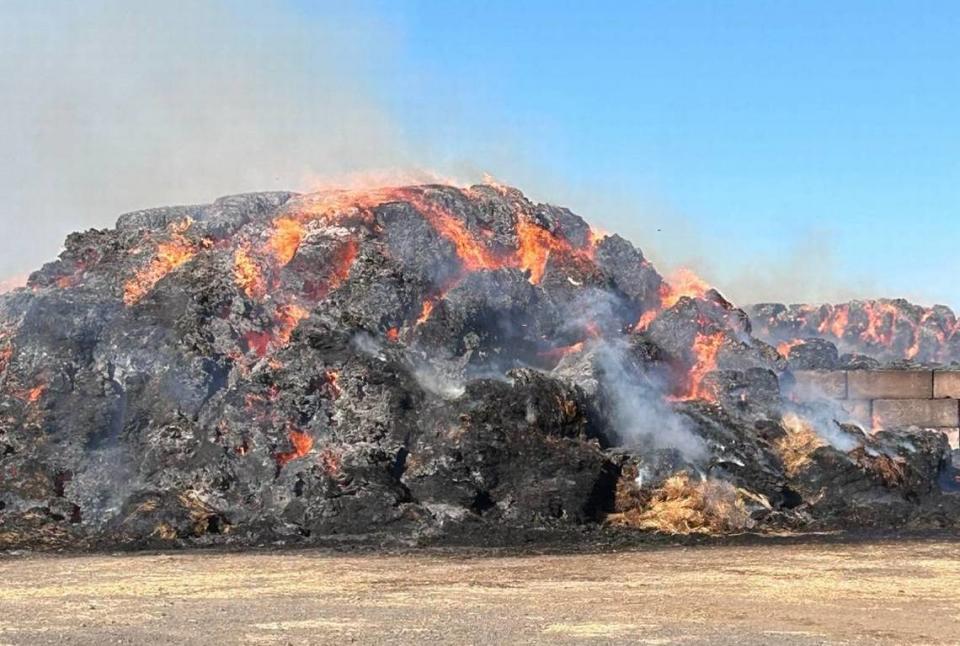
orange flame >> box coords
[416,298,436,325]
[659,268,710,310]
[123,220,196,305]
[817,304,849,339]
[275,429,314,468]
[241,302,308,358]
[386,327,399,342]
[514,219,573,284]
[233,246,266,299]
[587,226,608,248]
[267,217,305,266]
[907,309,940,360]
[275,303,308,346]
[538,341,585,362]
[397,190,501,272]
[328,239,357,289]
[632,269,711,333]
[633,309,659,333]
[859,301,899,347]
[674,332,725,402]
[777,338,804,358]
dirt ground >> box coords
[1,536,959,645]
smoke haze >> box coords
[2,2,949,310]
[0,1,445,278]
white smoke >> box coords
[591,337,707,460]
[559,289,707,460]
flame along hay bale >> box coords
[607,472,751,534]
[775,412,827,476]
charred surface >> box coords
[1,184,958,551]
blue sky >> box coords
[2,1,958,306]
[293,1,960,305]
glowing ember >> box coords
[324,370,342,399]
[0,343,12,374]
[123,220,196,305]
[328,239,358,289]
[318,447,342,476]
[386,327,399,342]
[275,429,313,468]
[244,330,272,357]
[11,383,46,404]
[233,246,266,298]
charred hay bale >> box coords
[838,353,882,370]
[7,183,960,549]
[401,370,615,525]
[673,403,788,506]
[116,192,295,236]
[700,368,781,422]
[786,338,839,370]
[594,235,664,314]
[413,270,560,368]
[376,201,462,288]
[645,297,782,374]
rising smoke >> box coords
[560,289,707,460]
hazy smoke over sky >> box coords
[0,2,947,308]
[0,1,443,278]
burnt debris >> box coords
[1,184,958,550]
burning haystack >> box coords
[748,300,960,367]
[1,184,957,550]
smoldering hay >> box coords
[1,183,959,550]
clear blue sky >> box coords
[293,0,960,306]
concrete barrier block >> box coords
[872,399,959,428]
[790,370,847,400]
[847,370,933,399]
[934,371,960,399]
[839,399,871,427]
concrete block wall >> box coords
[789,369,960,449]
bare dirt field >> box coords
[1,536,959,645]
